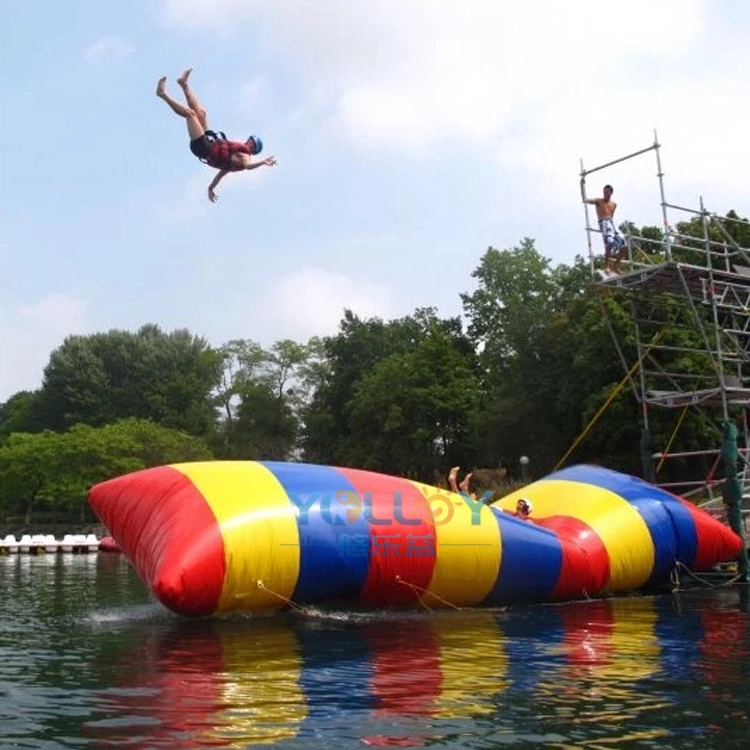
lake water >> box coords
[0,553,748,749]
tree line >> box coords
[3,218,746,525]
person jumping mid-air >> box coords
[156,68,277,203]
[581,182,627,276]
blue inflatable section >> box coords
[262,461,371,603]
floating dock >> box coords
[0,533,102,555]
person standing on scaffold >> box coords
[581,182,627,276]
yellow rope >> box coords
[394,575,462,611]
[554,327,666,470]
[671,561,744,590]
[256,580,306,612]
[656,406,688,474]
[671,560,742,592]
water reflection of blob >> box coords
[84,619,306,748]
[428,611,509,718]
[559,598,661,679]
[533,598,671,746]
[294,612,375,739]
[213,619,307,745]
[82,596,750,748]
[356,612,509,717]
[696,594,750,747]
[696,591,750,703]
[502,605,569,695]
[365,618,443,717]
[353,611,509,747]
[654,595,706,685]
[651,591,750,745]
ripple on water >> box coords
[1,556,749,748]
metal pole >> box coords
[701,196,713,273]
[580,158,597,276]
[631,293,656,480]
[663,201,708,216]
[633,297,651,432]
[654,131,672,261]
[581,142,659,177]
[703,195,730,421]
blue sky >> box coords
[2,0,750,401]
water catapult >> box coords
[87,461,743,617]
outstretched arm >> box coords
[208,170,229,203]
[244,156,278,171]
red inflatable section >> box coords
[339,468,437,607]
[678,497,742,571]
[89,466,226,616]
[536,516,611,598]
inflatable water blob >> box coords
[87,462,744,617]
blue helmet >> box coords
[248,135,263,155]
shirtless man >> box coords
[582,183,627,275]
[156,68,277,203]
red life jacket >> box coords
[203,131,251,172]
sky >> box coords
[2,0,750,402]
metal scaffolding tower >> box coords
[580,134,750,511]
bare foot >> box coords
[177,68,193,87]
[156,76,166,98]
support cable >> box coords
[554,327,666,470]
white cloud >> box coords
[159,0,748,260]
[157,0,750,225]
[160,0,708,156]
[258,266,396,342]
[84,35,135,62]
[0,295,88,401]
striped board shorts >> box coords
[599,219,626,253]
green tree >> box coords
[0,390,44,442]
[213,339,267,454]
[461,240,575,474]
[35,325,223,437]
[459,243,663,476]
[215,339,268,426]
[0,419,213,524]
[461,239,561,372]
[0,431,66,524]
[213,338,307,459]
[97,417,214,467]
[345,313,481,476]
[301,308,481,474]
[670,210,750,264]
[533,266,641,473]
[230,383,298,459]
[459,238,726,479]
[302,309,428,463]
